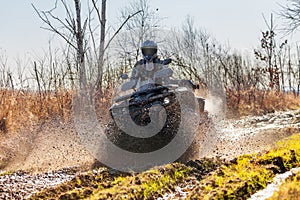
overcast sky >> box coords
[0,0,299,61]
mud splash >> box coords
[0,119,94,173]
[201,109,300,160]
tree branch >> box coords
[32,3,77,50]
[104,10,143,52]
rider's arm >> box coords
[130,66,138,81]
[130,60,144,80]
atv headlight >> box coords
[164,97,170,104]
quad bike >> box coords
[106,60,206,162]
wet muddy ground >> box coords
[205,109,300,159]
[0,109,299,199]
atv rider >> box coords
[130,40,172,89]
[127,40,198,91]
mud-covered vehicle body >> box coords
[107,59,205,160]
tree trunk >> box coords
[95,0,106,95]
[75,0,87,90]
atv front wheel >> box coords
[106,101,181,153]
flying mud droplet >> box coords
[73,63,205,172]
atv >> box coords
[106,59,206,161]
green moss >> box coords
[142,173,172,198]
[90,163,193,200]
[28,168,112,200]
[258,134,300,171]
[187,133,300,199]
[29,163,196,200]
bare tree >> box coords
[0,50,11,88]
[33,0,143,95]
[163,16,225,90]
[114,0,160,63]
[74,0,87,89]
[279,0,300,33]
[90,0,106,93]
[277,0,300,94]
[297,45,300,94]
[254,14,283,90]
[32,0,88,90]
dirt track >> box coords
[0,108,299,199]
[202,109,300,160]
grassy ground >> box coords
[27,159,223,200]
[26,133,300,199]
[187,133,300,199]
